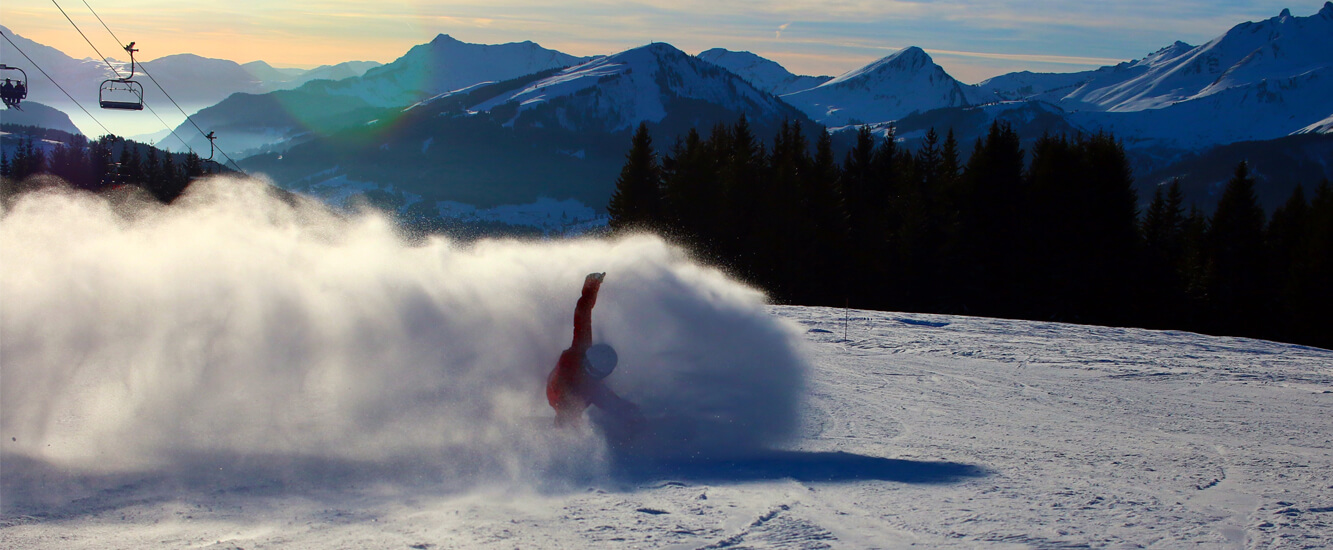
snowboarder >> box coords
[547,272,642,428]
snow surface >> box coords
[3,179,1333,548]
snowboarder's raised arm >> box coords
[571,272,605,351]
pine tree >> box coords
[1292,179,1333,348]
[799,129,850,304]
[1140,179,1189,327]
[950,121,1025,315]
[1266,185,1310,340]
[1077,132,1141,323]
[607,123,665,232]
[1205,161,1269,336]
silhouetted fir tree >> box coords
[607,123,664,231]
[606,117,1325,348]
[144,146,167,201]
[0,151,9,178]
[841,126,877,246]
[1265,185,1309,340]
[1141,179,1189,327]
[1143,179,1186,253]
[1024,133,1079,318]
[1205,161,1269,336]
[1076,132,1141,323]
[893,128,945,309]
[8,137,47,181]
[183,152,205,180]
[1292,179,1333,348]
[756,120,811,300]
[721,115,764,262]
[90,137,116,188]
[950,121,1025,315]
[939,129,961,189]
[661,128,722,254]
[838,126,889,307]
[118,145,141,187]
[798,130,851,305]
[1177,205,1211,323]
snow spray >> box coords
[0,177,808,497]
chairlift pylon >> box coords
[99,41,143,111]
[0,64,28,109]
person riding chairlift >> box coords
[546,272,643,428]
[1,79,14,108]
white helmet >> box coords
[583,343,618,379]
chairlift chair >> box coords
[0,64,28,108]
[99,41,144,111]
[100,79,144,110]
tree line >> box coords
[607,118,1333,349]
[1,128,225,203]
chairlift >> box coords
[0,64,28,109]
[204,131,216,161]
[99,42,144,111]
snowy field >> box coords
[3,178,1332,549]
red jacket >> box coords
[547,276,600,425]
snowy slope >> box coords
[782,46,977,126]
[977,4,1333,114]
[974,41,1196,106]
[469,43,807,132]
[696,48,831,95]
[1066,4,1332,112]
[1297,112,1333,134]
[4,181,1332,548]
[1072,64,1333,149]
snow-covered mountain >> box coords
[309,34,588,108]
[238,42,819,222]
[466,42,810,133]
[175,35,588,154]
[781,46,978,127]
[696,48,831,95]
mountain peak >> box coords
[1280,8,1291,18]
[881,46,934,69]
[1323,2,1333,17]
[431,34,461,45]
[897,46,929,58]
[785,45,970,125]
[633,42,686,56]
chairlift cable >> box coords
[50,0,123,78]
[0,29,113,136]
[78,0,247,174]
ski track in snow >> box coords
[4,306,1332,548]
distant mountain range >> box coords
[0,24,380,140]
[3,3,1330,225]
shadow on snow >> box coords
[612,450,990,485]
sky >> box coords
[2,0,1327,83]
